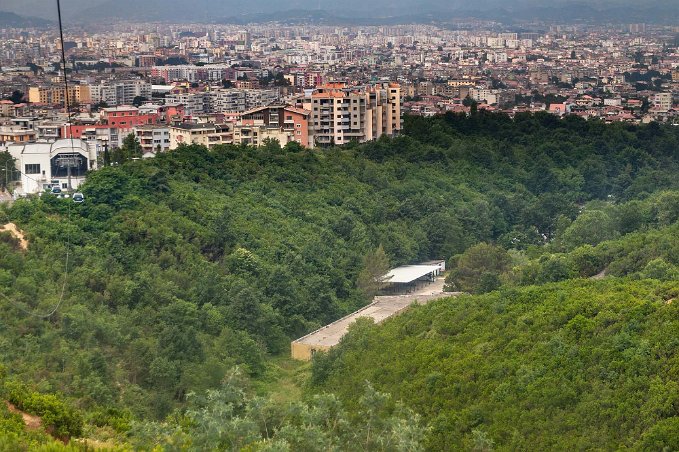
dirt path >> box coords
[591,269,607,280]
[0,223,28,250]
[5,401,42,430]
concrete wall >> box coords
[291,342,331,361]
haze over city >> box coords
[2,0,678,22]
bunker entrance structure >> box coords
[379,261,445,295]
[291,260,449,361]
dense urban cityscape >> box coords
[1,20,678,164]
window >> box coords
[25,164,40,174]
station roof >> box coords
[384,265,440,284]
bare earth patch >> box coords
[6,401,42,430]
[0,223,28,250]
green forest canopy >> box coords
[0,111,678,448]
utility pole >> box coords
[67,159,72,192]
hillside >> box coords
[0,11,52,28]
[311,279,679,450]
[0,112,678,447]
[4,0,677,24]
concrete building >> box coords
[89,80,152,106]
[235,105,311,147]
[6,139,97,194]
[0,126,37,146]
[28,84,91,106]
[135,125,171,154]
[652,93,673,112]
[100,106,159,127]
[169,123,232,150]
[310,82,401,147]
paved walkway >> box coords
[292,278,459,359]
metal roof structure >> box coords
[383,264,441,284]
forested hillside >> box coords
[1,112,678,448]
[311,280,679,450]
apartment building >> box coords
[28,84,91,105]
[151,65,235,83]
[0,126,37,145]
[89,80,152,106]
[234,105,311,147]
[169,123,233,150]
[652,93,673,113]
[135,125,171,154]
[164,93,206,116]
[310,82,401,147]
[167,89,280,115]
[100,106,159,127]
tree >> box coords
[357,245,390,299]
[132,96,148,107]
[120,133,143,160]
[283,140,304,152]
[0,151,15,190]
[8,91,24,104]
[103,144,111,167]
[260,137,282,153]
[560,210,617,249]
[446,243,511,294]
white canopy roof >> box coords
[383,265,440,284]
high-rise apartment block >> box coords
[28,84,91,105]
[89,80,152,106]
[651,93,673,113]
[165,89,280,115]
[310,82,401,147]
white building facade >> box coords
[6,139,97,195]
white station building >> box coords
[6,139,97,195]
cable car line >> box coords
[0,0,76,319]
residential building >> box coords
[28,84,91,105]
[89,80,152,106]
[100,106,159,127]
[0,126,37,145]
[309,82,401,147]
[234,105,311,147]
[169,123,233,149]
[652,93,673,112]
[135,125,171,153]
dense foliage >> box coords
[130,368,425,451]
[311,280,679,450]
[0,112,678,447]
